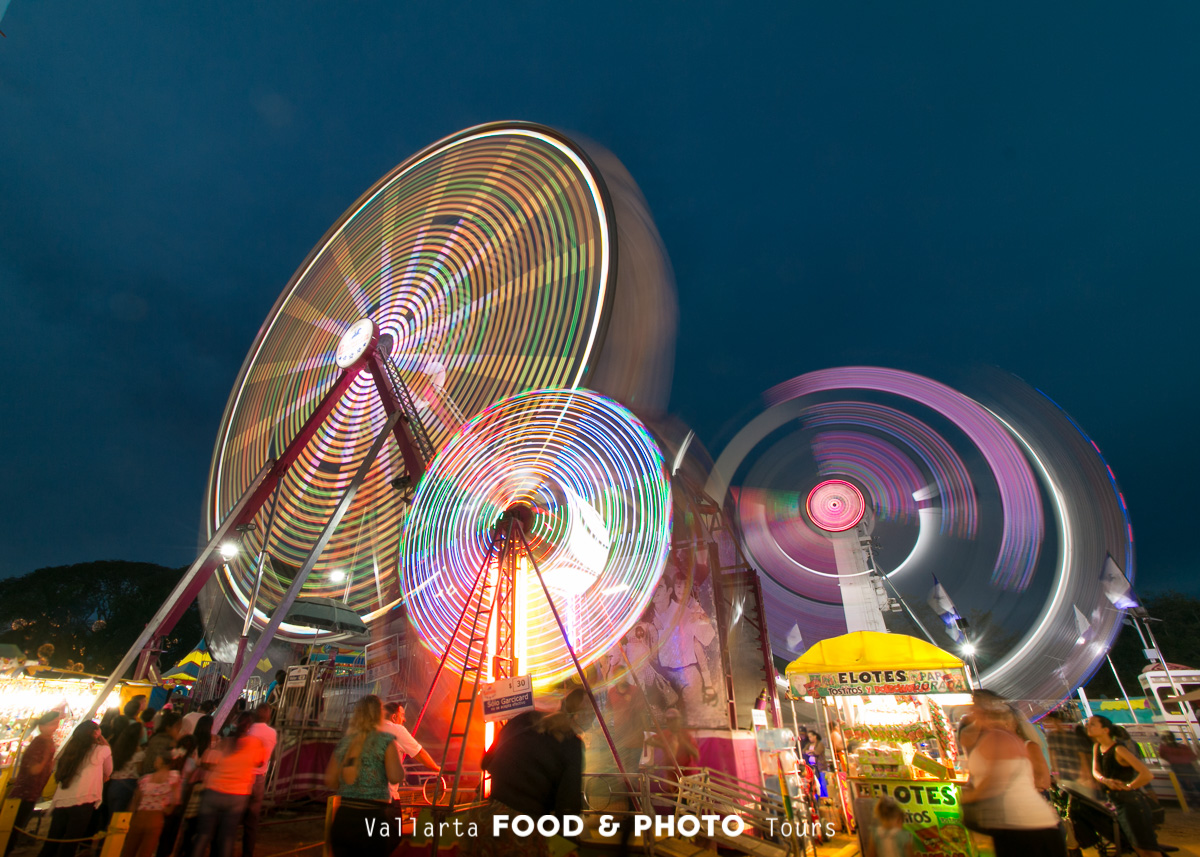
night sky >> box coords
[2,5,1197,596]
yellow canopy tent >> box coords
[786,631,970,698]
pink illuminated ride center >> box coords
[805,480,866,533]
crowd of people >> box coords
[8,679,1200,857]
[948,691,1185,857]
[320,688,599,857]
[4,695,278,857]
[837,687,1196,857]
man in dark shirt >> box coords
[482,691,590,820]
[5,711,61,856]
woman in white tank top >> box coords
[961,694,1065,857]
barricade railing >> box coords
[579,768,804,856]
[0,800,130,857]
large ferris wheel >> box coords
[83,123,677,723]
[198,122,677,652]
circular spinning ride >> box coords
[201,123,676,649]
[400,388,673,688]
[707,367,1134,714]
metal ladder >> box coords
[432,562,498,807]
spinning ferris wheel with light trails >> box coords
[81,122,677,727]
[707,367,1134,717]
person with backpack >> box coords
[323,695,403,857]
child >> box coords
[866,796,914,857]
[120,750,181,857]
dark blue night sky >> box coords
[1,5,1197,594]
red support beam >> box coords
[366,351,426,482]
[156,361,368,635]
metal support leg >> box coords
[211,410,402,731]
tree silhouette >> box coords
[1085,591,1200,700]
[0,560,201,675]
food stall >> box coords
[787,632,976,857]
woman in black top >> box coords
[1087,715,1164,857]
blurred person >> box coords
[141,713,182,775]
[240,705,278,857]
[1158,733,1200,803]
[121,749,181,857]
[865,796,914,857]
[180,701,214,737]
[1088,715,1166,857]
[603,679,648,857]
[99,709,121,743]
[265,670,287,708]
[138,708,157,747]
[465,692,592,857]
[191,716,214,762]
[1041,710,1093,786]
[177,716,217,857]
[958,689,1007,754]
[996,707,1052,793]
[4,711,62,857]
[829,722,847,766]
[1040,711,1092,857]
[153,736,195,857]
[106,697,147,742]
[190,713,269,857]
[323,695,403,857]
[219,699,247,737]
[106,722,148,815]
[40,721,112,857]
[606,675,648,774]
[802,729,829,798]
[379,701,438,798]
[646,708,699,774]
[960,693,1064,857]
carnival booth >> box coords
[0,669,124,793]
[787,632,975,857]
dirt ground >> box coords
[1155,807,1200,856]
[254,806,326,856]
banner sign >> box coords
[790,667,969,697]
[481,675,535,721]
[364,635,402,683]
[852,778,974,857]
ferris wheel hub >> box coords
[334,318,377,368]
[497,503,535,533]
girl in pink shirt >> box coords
[120,753,181,857]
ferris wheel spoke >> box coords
[277,293,352,339]
[327,233,376,317]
